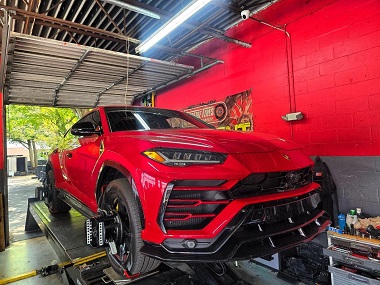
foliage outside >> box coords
[7,105,85,168]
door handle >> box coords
[66,153,72,158]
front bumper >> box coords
[141,191,330,262]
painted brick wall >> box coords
[152,0,380,216]
[320,156,380,217]
[155,0,380,156]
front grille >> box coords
[158,168,314,231]
[150,192,328,260]
[245,191,321,225]
[229,167,313,198]
[162,188,229,230]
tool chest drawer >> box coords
[328,266,380,285]
[325,232,380,285]
[323,248,380,273]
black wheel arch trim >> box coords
[96,161,146,229]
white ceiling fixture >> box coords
[101,0,161,19]
[135,0,212,54]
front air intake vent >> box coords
[158,183,230,231]
[229,167,313,198]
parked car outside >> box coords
[46,106,330,277]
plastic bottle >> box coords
[346,210,354,229]
[352,210,358,223]
[338,213,346,233]
[356,208,363,218]
[347,209,358,235]
[356,207,370,219]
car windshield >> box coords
[106,108,213,132]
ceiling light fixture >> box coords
[135,0,212,53]
[102,0,161,19]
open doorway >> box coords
[7,175,42,242]
[6,105,83,242]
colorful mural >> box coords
[183,90,253,131]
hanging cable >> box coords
[124,39,130,106]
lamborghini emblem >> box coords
[282,154,291,161]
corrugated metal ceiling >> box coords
[2,0,274,60]
[0,0,276,107]
[4,33,194,107]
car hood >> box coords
[113,129,300,153]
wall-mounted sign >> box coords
[183,89,253,131]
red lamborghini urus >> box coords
[46,106,330,276]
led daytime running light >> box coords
[142,148,226,166]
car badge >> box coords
[282,154,291,161]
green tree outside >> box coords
[7,105,85,168]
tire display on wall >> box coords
[214,103,227,120]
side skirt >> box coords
[58,190,96,218]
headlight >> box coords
[142,148,227,166]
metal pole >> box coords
[0,7,11,248]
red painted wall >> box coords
[155,0,380,156]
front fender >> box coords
[93,152,146,228]
[92,150,144,203]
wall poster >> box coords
[183,89,253,131]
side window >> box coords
[79,111,101,130]
[166,117,197,128]
[58,111,101,149]
[108,111,141,132]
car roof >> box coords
[100,105,180,113]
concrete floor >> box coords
[8,175,43,242]
[0,175,297,285]
[1,175,65,284]
[0,237,66,284]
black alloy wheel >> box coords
[101,178,160,276]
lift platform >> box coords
[25,197,252,285]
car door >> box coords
[60,111,102,206]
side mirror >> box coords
[71,121,101,136]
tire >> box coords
[47,170,71,214]
[101,178,160,275]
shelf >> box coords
[327,231,380,247]
[324,248,380,273]
[326,231,380,285]
[328,266,380,285]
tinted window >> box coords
[59,111,101,149]
[106,109,211,132]
[79,111,101,128]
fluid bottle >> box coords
[338,213,346,233]
[347,209,358,235]
[346,210,354,229]
[356,208,363,218]
[356,207,370,219]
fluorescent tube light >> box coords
[135,0,212,53]
[102,0,161,19]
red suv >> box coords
[46,106,330,277]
